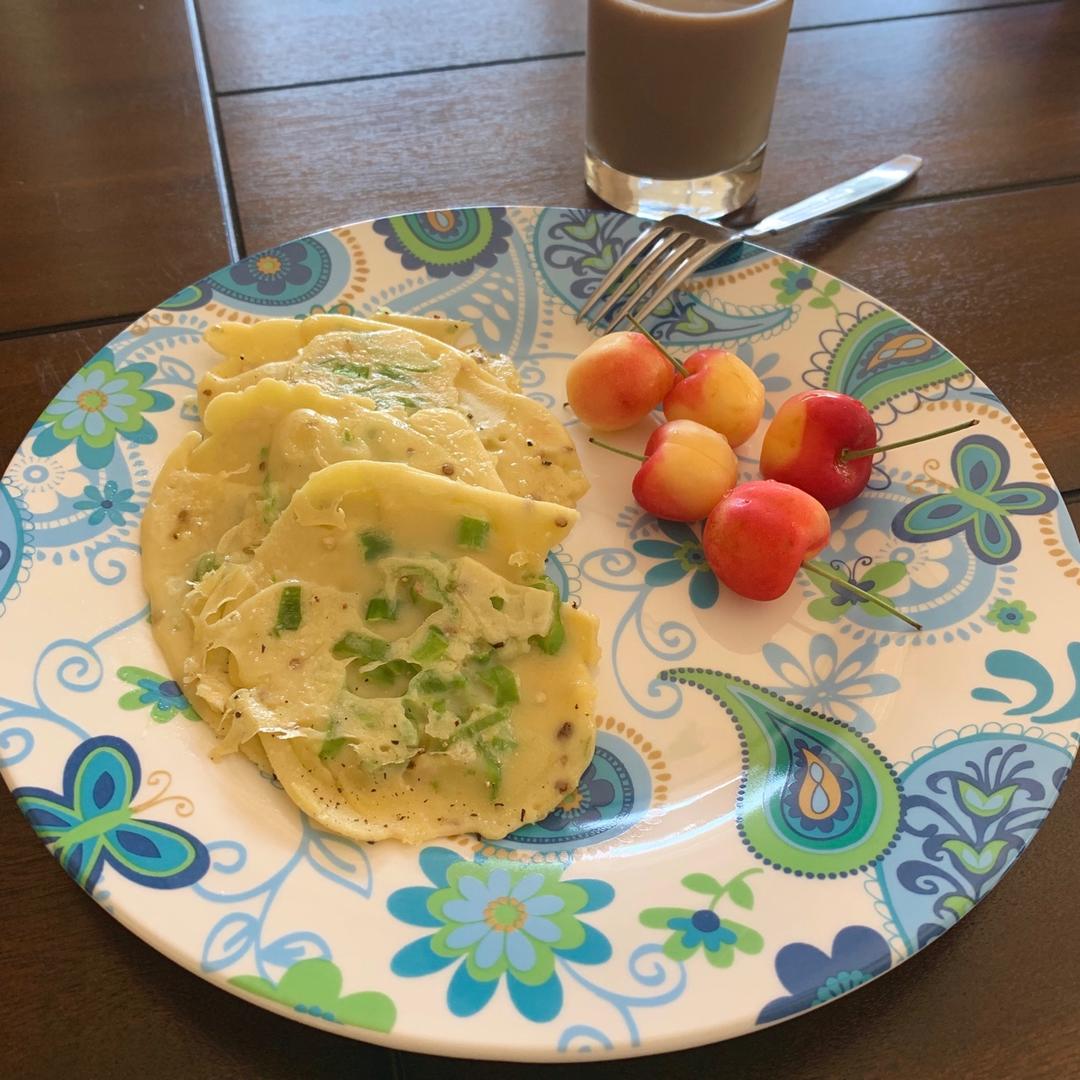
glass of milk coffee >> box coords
[586,0,793,219]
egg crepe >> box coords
[198,315,588,506]
[182,460,599,842]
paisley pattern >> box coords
[1,206,1076,1060]
[0,477,33,613]
[801,478,1019,645]
[660,670,902,877]
[875,729,1072,952]
[374,208,513,277]
[535,208,795,343]
[806,305,968,413]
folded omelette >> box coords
[142,313,598,843]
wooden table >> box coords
[3,1,1079,1075]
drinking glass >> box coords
[585,0,793,219]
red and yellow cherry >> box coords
[760,390,876,509]
[703,480,831,601]
[761,389,981,509]
[589,419,738,522]
[662,348,766,448]
[702,479,923,627]
[566,331,678,431]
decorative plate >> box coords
[2,207,1077,1061]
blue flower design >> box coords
[31,350,172,469]
[229,242,314,297]
[734,345,790,419]
[537,761,616,832]
[388,847,613,1022]
[669,909,736,951]
[72,481,139,527]
[758,925,892,1024]
[118,666,198,723]
[633,520,718,609]
[763,634,901,732]
[770,261,818,304]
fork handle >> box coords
[740,154,923,239]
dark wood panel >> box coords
[778,181,1080,492]
[220,57,596,247]
[200,0,587,93]
[790,0,1048,28]
[0,0,231,335]
[0,323,129,472]
[759,1,1080,210]
[200,0,1049,93]
[221,2,1080,251]
[0,793,395,1079]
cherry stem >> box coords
[801,562,923,630]
[628,315,688,377]
[840,419,979,463]
[588,436,646,462]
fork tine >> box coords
[576,220,670,324]
[585,229,689,331]
[624,239,723,326]
[602,233,701,330]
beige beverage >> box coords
[586,0,793,217]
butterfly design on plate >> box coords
[891,434,1057,565]
[12,735,210,895]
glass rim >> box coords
[597,0,791,20]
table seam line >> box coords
[796,172,1080,223]
[210,0,1060,98]
[1,177,1078,342]
[0,314,145,345]
[185,0,246,260]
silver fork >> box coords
[576,154,923,330]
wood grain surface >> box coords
[200,0,1051,92]
[219,2,1080,253]
[200,0,588,92]
[0,0,231,335]
[3,0,1080,1076]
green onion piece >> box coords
[368,659,420,685]
[452,706,510,743]
[414,670,466,695]
[489,595,505,611]
[529,576,565,655]
[273,586,303,634]
[332,631,389,662]
[365,596,396,622]
[456,516,490,549]
[319,736,348,761]
[480,665,519,707]
[375,363,408,381]
[412,625,449,662]
[476,742,502,797]
[192,552,221,582]
[327,360,370,378]
[359,529,392,562]
[342,428,354,444]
